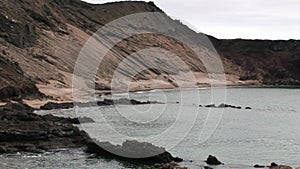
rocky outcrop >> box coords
[0,13,37,48]
[209,37,300,85]
[200,103,250,109]
[86,140,183,164]
[254,162,293,169]
[269,162,292,169]
[40,98,162,110]
[0,57,44,101]
[0,102,89,153]
[205,155,223,165]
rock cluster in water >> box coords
[253,162,293,169]
[40,98,162,110]
[199,103,252,109]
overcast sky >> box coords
[83,0,300,40]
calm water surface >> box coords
[1,88,299,169]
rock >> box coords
[40,102,74,110]
[245,107,252,109]
[254,164,265,168]
[270,165,292,169]
[0,102,90,153]
[204,166,213,169]
[270,162,279,167]
[275,166,292,169]
[0,14,37,48]
[269,162,292,169]
[203,103,246,109]
[218,103,227,108]
[41,98,163,110]
[205,155,223,165]
[205,104,216,108]
[147,162,187,169]
[86,140,183,164]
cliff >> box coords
[0,0,299,106]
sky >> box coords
[83,0,300,40]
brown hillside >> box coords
[0,0,299,104]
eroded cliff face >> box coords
[0,0,299,103]
[209,37,300,85]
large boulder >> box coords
[86,140,183,164]
[205,155,223,165]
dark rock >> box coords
[147,162,187,169]
[0,102,90,153]
[40,102,74,110]
[204,103,245,109]
[204,166,213,169]
[205,104,216,108]
[0,58,45,101]
[269,163,293,169]
[254,164,265,168]
[270,163,279,167]
[218,103,227,108]
[0,14,37,48]
[173,157,183,162]
[205,155,223,165]
[41,98,162,110]
[86,140,182,164]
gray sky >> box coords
[83,0,300,40]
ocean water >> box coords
[1,88,300,169]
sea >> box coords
[1,87,299,169]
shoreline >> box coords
[1,83,300,109]
[0,88,299,169]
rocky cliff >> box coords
[0,0,299,105]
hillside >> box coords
[0,0,299,106]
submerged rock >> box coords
[205,155,223,165]
[86,140,183,164]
